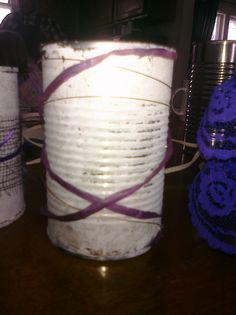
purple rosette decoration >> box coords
[189,159,236,254]
[197,70,236,160]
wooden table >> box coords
[1,164,236,315]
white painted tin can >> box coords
[42,41,175,260]
[0,66,25,228]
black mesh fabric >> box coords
[0,119,23,193]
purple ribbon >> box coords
[0,130,14,148]
[40,46,174,221]
[0,129,21,162]
[39,47,177,115]
[41,135,172,221]
[0,146,22,162]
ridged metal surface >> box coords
[42,42,175,260]
[184,41,236,144]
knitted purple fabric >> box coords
[189,159,236,254]
[197,70,236,160]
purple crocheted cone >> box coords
[197,70,236,160]
[188,159,236,254]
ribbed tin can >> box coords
[42,41,175,260]
[0,66,25,228]
[185,40,236,144]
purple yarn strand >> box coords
[0,129,14,148]
[0,146,21,162]
[0,129,21,162]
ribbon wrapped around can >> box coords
[41,41,176,260]
[0,66,25,228]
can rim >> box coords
[0,66,18,73]
[41,40,176,56]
